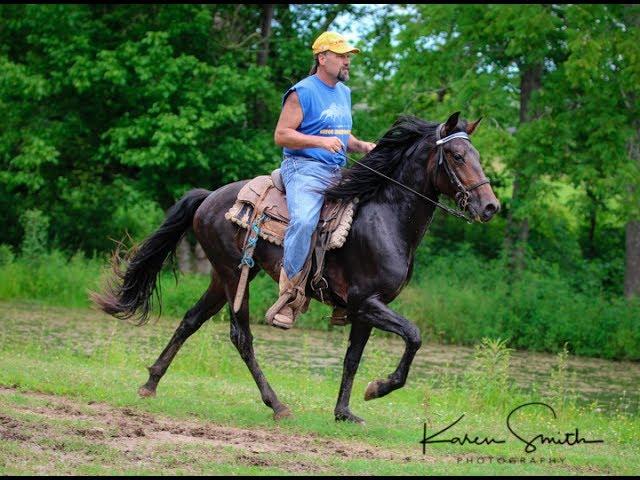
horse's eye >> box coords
[453,153,464,162]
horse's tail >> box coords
[91,188,211,325]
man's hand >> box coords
[361,141,376,153]
[347,134,376,154]
[319,136,345,154]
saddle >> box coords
[224,169,357,325]
[225,169,357,249]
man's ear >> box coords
[443,112,460,136]
[466,117,483,135]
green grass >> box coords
[1,249,638,359]
[0,301,638,475]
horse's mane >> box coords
[324,115,441,202]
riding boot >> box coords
[266,267,309,330]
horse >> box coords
[92,112,500,423]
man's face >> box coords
[320,51,352,82]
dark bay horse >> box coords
[92,112,499,423]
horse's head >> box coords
[430,112,500,222]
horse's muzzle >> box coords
[480,201,499,222]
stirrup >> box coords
[265,294,290,326]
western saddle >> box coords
[224,169,357,326]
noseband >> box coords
[435,124,491,210]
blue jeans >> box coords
[280,155,343,278]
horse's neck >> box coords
[365,179,438,256]
[388,161,438,250]
[396,194,437,254]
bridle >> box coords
[434,124,491,212]
[343,124,491,222]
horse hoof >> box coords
[364,380,381,401]
[273,406,292,421]
[335,411,366,424]
[138,385,156,398]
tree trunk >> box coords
[252,4,275,129]
[505,62,542,271]
[624,220,640,299]
[177,237,194,273]
[624,123,640,298]
[176,237,212,275]
[585,187,598,259]
[504,176,529,271]
[257,4,274,67]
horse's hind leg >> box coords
[221,266,291,420]
[138,272,226,397]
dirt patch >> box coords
[0,386,438,474]
[0,414,31,442]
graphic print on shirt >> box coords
[319,103,351,136]
[320,102,350,122]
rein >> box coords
[342,124,490,223]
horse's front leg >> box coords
[358,296,422,401]
[334,320,372,423]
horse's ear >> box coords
[466,117,483,136]
[443,112,460,136]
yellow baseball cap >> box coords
[312,31,360,55]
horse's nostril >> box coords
[483,203,497,219]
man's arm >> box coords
[274,91,343,154]
[347,134,376,154]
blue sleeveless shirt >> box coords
[282,75,352,166]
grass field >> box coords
[0,300,638,475]
[2,250,638,361]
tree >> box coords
[559,4,640,297]
[354,5,566,269]
[0,5,279,252]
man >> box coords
[267,31,376,329]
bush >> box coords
[393,246,640,360]
[20,209,49,259]
[0,244,15,266]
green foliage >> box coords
[110,182,165,243]
[349,3,638,294]
[0,244,14,265]
[0,4,638,358]
[19,209,49,259]
[0,4,329,254]
[547,343,578,409]
[0,250,102,307]
[464,338,514,407]
[1,248,638,360]
[396,246,640,360]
